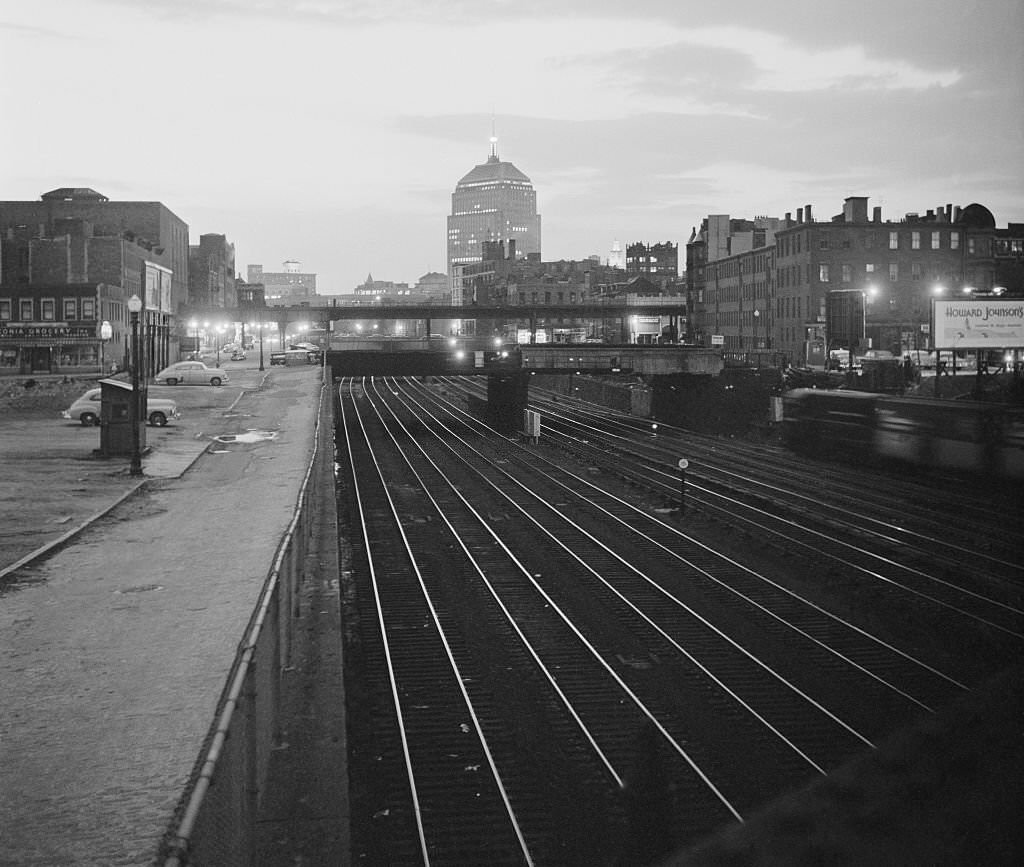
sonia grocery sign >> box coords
[932,298,1024,350]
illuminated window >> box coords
[0,299,10,320]
[911,231,920,250]
[889,231,899,250]
[889,263,899,281]
[63,299,77,319]
[950,231,960,250]
[866,263,875,273]
[41,299,55,321]
[931,231,940,250]
[819,264,830,282]
[82,299,95,319]
[20,299,33,320]
[841,264,852,282]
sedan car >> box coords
[62,388,181,426]
[154,361,230,386]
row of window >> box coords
[778,229,967,256]
[704,281,770,304]
[711,310,768,329]
[0,297,96,322]
[994,238,1024,256]
[510,291,581,304]
[819,262,949,283]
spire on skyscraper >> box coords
[489,116,499,163]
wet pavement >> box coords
[0,363,333,865]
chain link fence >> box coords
[156,373,330,866]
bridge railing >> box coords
[156,371,330,867]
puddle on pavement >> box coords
[211,430,278,445]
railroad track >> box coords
[337,376,1015,864]
[435,377,1024,660]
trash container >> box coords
[99,378,146,457]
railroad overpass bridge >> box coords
[323,339,721,377]
[322,338,722,432]
[182,300,707,429]
[184,299,687,337]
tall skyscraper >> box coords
[447,136,541,280]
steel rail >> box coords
[362,378,746,824]
[338,381,432,865]
[387,381,878,758]
[525,404,1024,639]
[535,402,1024,582]
[402,377,972,695]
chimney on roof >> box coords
[953,205,961,222]
[785,212,792,224]
[796,207,804,224]
[873,206,882,223]
[805,204,813,222]
[843,196,869,223]
[936,205,946,223]
[507,239,516,260]
[946,204,953,221]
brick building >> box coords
[413,271,450,301]
[454,240,679,342]
[189,233,237,308]
[687,197,1004,367]
[625,241,679,280]
[0,188,188,376]
[247,261,317,306]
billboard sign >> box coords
[826,289,865,350]
[144,262,173,314]
[933,299,1024,349]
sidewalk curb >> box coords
[0,479,146,582]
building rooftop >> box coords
[457,154,532,187]
[40,188,109,202]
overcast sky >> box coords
[2,0,1022,294]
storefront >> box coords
[0,324,104,375]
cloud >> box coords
[0,20,71,37]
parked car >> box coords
[154,361,230,386]
[270,349,318,366]
[62,387,181,426]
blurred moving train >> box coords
[782,389,1024,481]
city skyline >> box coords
[2,0,1022,294]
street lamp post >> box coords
[215,324,226,367]
[753,308,761,367]
[258,319,265,371]
[99,320,112,373]
[127,294,143,477]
